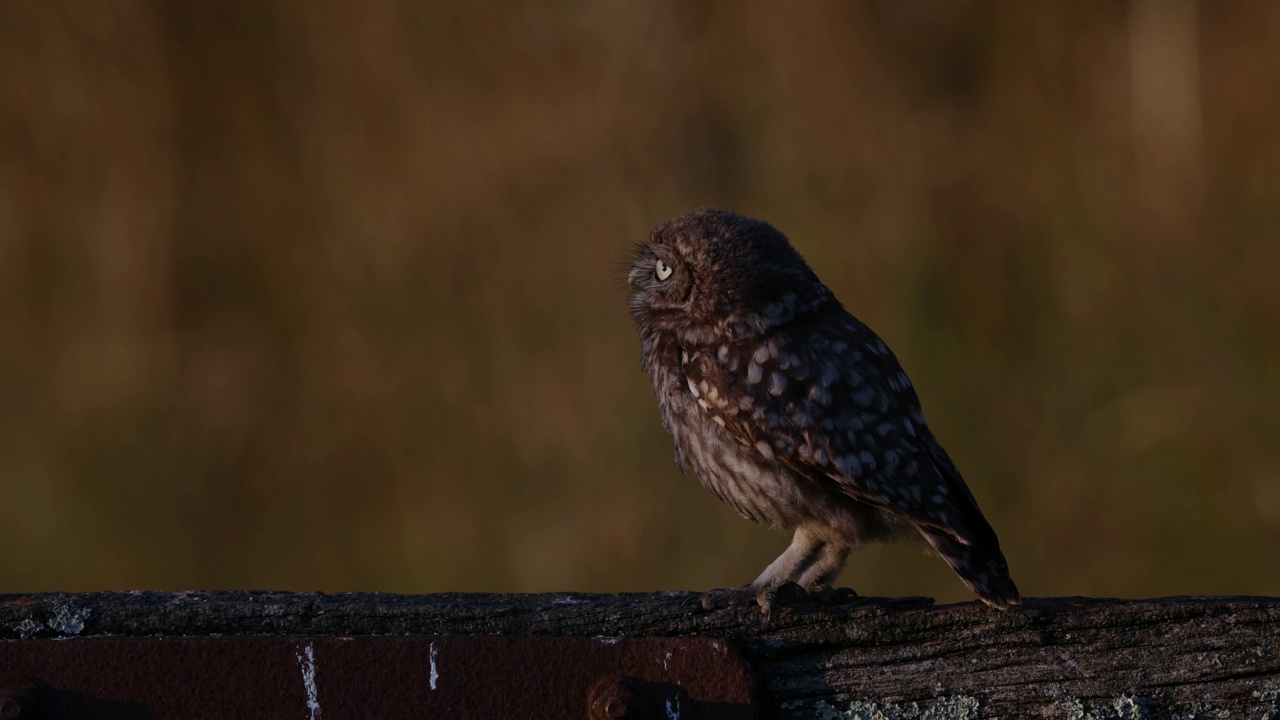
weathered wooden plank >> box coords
[3,592,1279,718]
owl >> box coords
[627,208,1019,611]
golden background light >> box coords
[1,1,1277,602]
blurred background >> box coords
[1,1,1277,603]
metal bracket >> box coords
[0,636,755,719]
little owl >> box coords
[627,208,1019,611]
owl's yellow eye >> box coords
[655,259,673,281]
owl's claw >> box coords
[756,581,809,615]
[813,584,859,605]
[762,583,858,613]
[700,582,810,617]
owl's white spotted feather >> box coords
[681,317,984,544]
[628,208,1019,609]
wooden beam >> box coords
[3,592,1279,718]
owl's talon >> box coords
[815,585,859,605]
[700,582,810,616]
[755,582,807,617]
[769,581,808,606]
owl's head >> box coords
[627,208,833,344]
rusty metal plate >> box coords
[0,636,755,719]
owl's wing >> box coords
[680,315,997,547]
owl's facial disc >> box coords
[655,258,673,281]
[628,245,693,327]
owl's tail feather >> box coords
[920,529,1021,609]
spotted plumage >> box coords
[627,208,1019,609]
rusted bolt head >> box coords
[589,676,636,720]
[605,696,631,718]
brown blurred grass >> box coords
[1,1,1277,601]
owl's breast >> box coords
[668,385,805,527]
[641,341,806,527]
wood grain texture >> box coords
[3,592,1279,718]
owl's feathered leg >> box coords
[750,525,826,589]
[706,520,855,609]
[788,540,849,591]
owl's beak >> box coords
[627,265,643,289]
